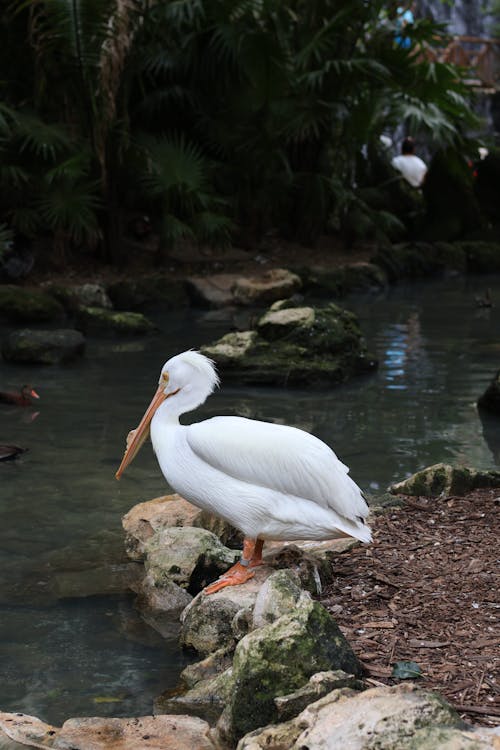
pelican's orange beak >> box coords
[30,389,40,400]
[115,385,167,480]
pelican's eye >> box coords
[161,372,169,385]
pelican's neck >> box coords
[153,385,209,426]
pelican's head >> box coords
[115,350,218,480]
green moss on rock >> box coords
[76,306,156,335]
[0,285,64,322]
[218,594,362,744]
[390,463,500,497]
[202,302,377,387]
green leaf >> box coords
[392,661,423,679]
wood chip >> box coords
[320,488,500,727]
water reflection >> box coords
[1,275,500,722]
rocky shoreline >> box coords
[1,241,500,748]
[2,464,498,749]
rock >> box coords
[232,268,302,306]
[194,510,243,549]
[256,304,315,340]
[0,285,64,322]
[186,274,240,308]
[389,462,500,497]
[144,526,238,595]
[478,369,500,415]
[107,275,188,311]
[202,302,377,387]
[76,306,156,335]
[0,711,217,749]
[274,670,362,722]
[263,539,359,594]
[48,282,113,311]
[252,569,302,628]
[216,592,362,745]
[135,577,192,638]
[154,668,234,724]
[186,269,302,308]
[301,262,388,298]
[236,683,491,750]
[180,568,269,654]
[201,330,257,365]
[2,328,85,364]
[180,647,234,689]
[122,494,200,560]
[372,242,467,282]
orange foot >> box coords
[204,562,255,595]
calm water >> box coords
[1,274,500,724]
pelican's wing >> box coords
[186,416,368,522]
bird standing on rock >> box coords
[116,350,371,594]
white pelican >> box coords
[116,351,371,594]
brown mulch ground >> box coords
[320,488,500,726]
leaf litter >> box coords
[320,488,499,726]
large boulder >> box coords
[122,494,201,561]
[371,242,467,282]
[216,592,362,745]
[0,712,218,750]
[122,495,241,561]
[186,268,302,309]
[180,567,273,655]
[478,369,500,415]
[232,268,302,306]
[202,301,377,387]
[0,285,64,322]
[154,668,234,725]
[47,282,113,312]
[186,273,240,308]
[76,306,156,335]
[237,683,491,750]
[107,275,188,311]
[390,462,500,497]
[300,262,388,298]
[144,526,238,595]
[2,328,85,364]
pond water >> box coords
[1,273,500,724]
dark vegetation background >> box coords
[0,0,498,276]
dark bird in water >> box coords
[0,445,27,461]
[0,385,40,406]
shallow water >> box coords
[1,273,500,723]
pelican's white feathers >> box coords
[186,416,368,524]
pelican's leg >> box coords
[204,538,258,595]
[249,538,264,567]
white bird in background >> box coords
[116,351,371,594]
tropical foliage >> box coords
[0,0,478,266]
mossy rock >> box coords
[217,593,362,744]
[2,328,85,364]
[371,242,466,282]
[202,303,377,387]
[107,275,189,311]
[461,241,500,273]
[0,285,64,322]
[47,282,112,313]
[299,262,388,298]
[390,462,500,497]
[144,526,238,595]
[154,668,233,725]
[76,306,156,335]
